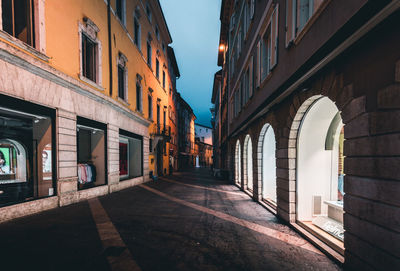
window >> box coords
[118,53,127,100]
[82,34,97,82]
[162,43,166,54]
[77,117,107,190]
[286,0,322,45]
[0,101,55,207]
[250,0,255,19]
[134,16,141,50]
[119,131,143,180]
[116,0,126,25]
[261,26,271,80]
[156,58,160,79]
[162,70,166,89]
[260,5,278,81]
[155,25,160,40]
[2,0,35,46]
[146,2,152,22]
[147,36,152,67]
[148,94,153,120]
[136,75,142,112]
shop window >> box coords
[0,100,55,207]
[258,124,277,205]
[119,130,143,180]
[76,117,107,190]
[244,135,253,191]
[297,97,344,243]
[118,53,127,101]
[1,0,35,46]
[235,140,241,185]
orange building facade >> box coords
[0,0,178,222]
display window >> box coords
[76,117,107,190]
[296,97,344,251]
[119,130,143,180]
[0,96,55,207]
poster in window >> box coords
[42,144,52,181]
[119,142,128,176]
[0,147,11,174]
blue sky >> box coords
[159,0,222,127]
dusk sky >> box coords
[160,0,222,127]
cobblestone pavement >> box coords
[0,168,341,271]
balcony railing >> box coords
[151,124,171,138]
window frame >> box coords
[117,53,128,101]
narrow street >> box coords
[0,169,340,271]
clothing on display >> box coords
[77,163,96,184]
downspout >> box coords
[107,0,113,96]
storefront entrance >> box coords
[295,96,345,252]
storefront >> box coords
[119,130,143,180]
[0,95,56,207]
[76,117,107,190]
[296,97,344,253]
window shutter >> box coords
[249,56,254,97]
[256,41,261,88]
[270,4,279,69]
[250,0,255,19]
[285,0,295,47]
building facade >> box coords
[216,0,400,269]
[0,0,177,222]
[195,123,213,167]
[177,93,196,170]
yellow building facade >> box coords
[0,0,176,221]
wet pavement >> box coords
[0,168,341,271]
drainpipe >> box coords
[107,0,113,96]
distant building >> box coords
[177,93,196,169]
[195,123,213,145]
[195,123,213,167]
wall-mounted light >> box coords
[219,44,225,52]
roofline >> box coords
[195,123,212,129]
[168,46,180,77]
[156,0,173,44]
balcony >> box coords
[151,124,171,140]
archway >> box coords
[296,96,345,243]
[234,140,241,185]
[243,135,253,192]
[257,124,276,205]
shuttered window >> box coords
[270,4,279,69]
[285,0,296,47]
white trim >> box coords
[78,21,103,87]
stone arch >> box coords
[288,95,346,242]
[243,134,253,192]
[234,140,241,185]
[257,123,277,206]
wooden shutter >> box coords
[285,0,295,47]
[270,4,279,69]
[256,41,261,88]
[250,0,255,19]
[249,56,254,97]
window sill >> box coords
[79,74,105,92]
[0,30,50,62]
[118,97,130,107]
